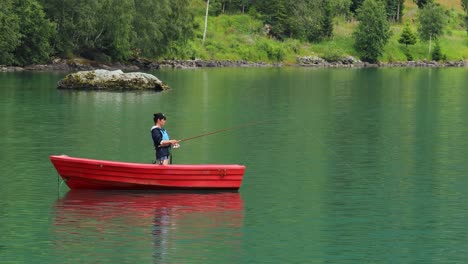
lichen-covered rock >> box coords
[57,69,169,91]
[296,56,326,65]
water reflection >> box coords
[53,191,244,263]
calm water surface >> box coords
[1,67,468,263]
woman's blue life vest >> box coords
[151,126,171,159]
[161,129,169,141]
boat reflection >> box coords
[53,191,244,263]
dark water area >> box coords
[1,68,468,263]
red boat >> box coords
[50,155,245,190]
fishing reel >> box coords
[172,143,180,149]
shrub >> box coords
[398,24,417,47]
[404,48,413,61]
[431,42,443,61]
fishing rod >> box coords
[178,119,269,143]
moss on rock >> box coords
[57,69,170,91]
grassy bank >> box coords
[187,0,467,63]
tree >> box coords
[466,15,468,34]
[399,24,417,61]
[228,0,251,13]
[40,0,106,57]
[398,24,417,46]
[203,0,209,45]
[330,0,352,19]
[97,0,135,61]
[353,0,391,63]
[40,0,196,60]
[0,0,21,64]
[213,0,252,14]
[131,0,196,58]
[386,0,404,22]
[131,0,170,58]
[417,3,446,54]
[414,0,433,9]
[253,0,289,39]
[462,0,468,33]
[322,0,334,39]
[290,0,324,41]
[252,0,328,41]
[350,0,364,14]
[158,0,197,57]
[13,0,55,65]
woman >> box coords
[151,113,180,165]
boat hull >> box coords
[50,155,245,190]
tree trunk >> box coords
[202,0,210,46]
[397,3,400,22]
[428,34,432,56]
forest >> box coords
[0,0,467,66]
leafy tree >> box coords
[254,0,324,40]
[39,0,196,60]
[40,0,104,56]
[131,0,170,58]
[212,0,252,14]
[466,15,468,34]
[254,0,289,39]
[417,3,446,41]
[97,0,135,61]
[353,0,391,63]
[230,0,251,13]
[39,0,134,60]
[462,0,468,33]
[132,0,196,58]
[158,0,197,57]
[414,0,433,9]
[398,24,417,46]
[330,0,352,19]
[417,3,446,53]
[209,0,224,15]
[13,0,55,65]
[350,0,364,14]
[253,0,329,41]
[290,0,324,41]
[240,0,252,13]
[386,0,404,22]
[0,0,21,64]
[322,0,334,39]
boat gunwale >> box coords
[50,155,246,170]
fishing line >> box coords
[57,175,66,197]
[310,133,361,177]
[178,119,271,143]
[309,108,404,178]
[168,119,270,164]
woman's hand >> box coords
[171,140,180,149]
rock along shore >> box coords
[0,56,465,72]
[57,70,169,91]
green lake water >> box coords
[1,67,468,263]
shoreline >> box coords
[0,57,466,72]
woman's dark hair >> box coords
[153,113,166,122]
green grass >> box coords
[188,1,467,63]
